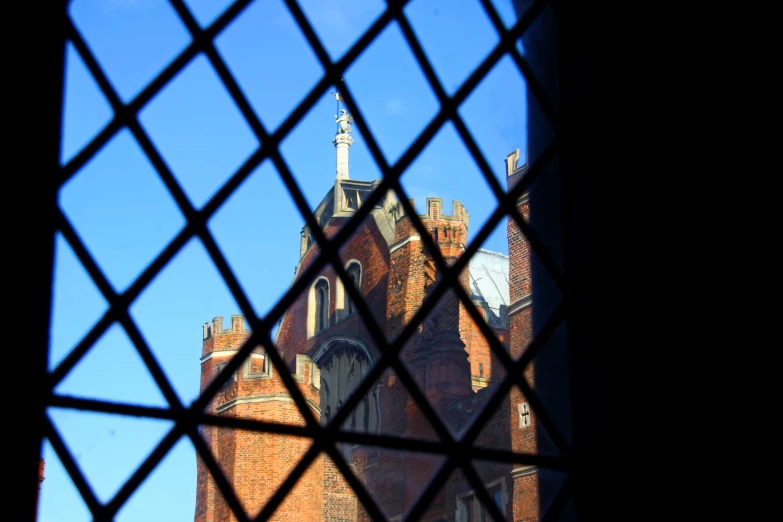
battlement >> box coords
[203,314,251,340]
[391,197,471,253]
[415,198,470,229]
[506,148,529,177]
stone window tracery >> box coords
[317,344,379,460]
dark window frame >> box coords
[317,280,328,332]
[346,261,361,317]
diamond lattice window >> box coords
[39,1,573,521]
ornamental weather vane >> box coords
[331,91,354,134]
[331,92,354,180]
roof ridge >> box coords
[474,248,509,259]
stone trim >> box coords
[242,352,272,380]
[201,349,238,362]
[333,206,398,247]
[336,260,362,324]
[507,294,533,317]
[311,335,375,367]
[293,354,320,389]
[510,465,538,478]
[517,402,532,428]
[370,206,397,247]
[307,276,331,339]
[506,148,531,205]
[201,351,265,364]
[472,376,491,389]
[203,314,251,340]
[418,198,469,228]
[506,148,522,176]
[475,248,509,260]
[389,234,421,253]
[216,394,320,414]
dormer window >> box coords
[342,187,365,211]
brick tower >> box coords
[195,315,322,522]
[195,103,539,521]
[505,148,539,520]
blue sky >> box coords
[44,0,529,520]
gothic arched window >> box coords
[316,280,328,332]
[318,344,379,437]
[345,262,362,316]
[308,278,330,337]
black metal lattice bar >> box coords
[45,414,102,516]
[59,0,532,462]
[50,393,566,471]
[479,0,560,130]
[55,0,551,401]
[43,0,576,520]
[106,425,186,517]
[54,210,185,413]
[276,0,569,461]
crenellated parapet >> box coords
[391,197,470,258]
[420,197,469,228]
[201,314,251,360]
[420,198,469,260]
[203,314,250,340]
[202,318,322,419]
[201,314,322,411]
[392,197,469,227]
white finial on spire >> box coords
[335,109,354,134]
[331,92,354,180]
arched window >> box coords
[345,262,362,317]
[308,278,330,337]
[315,279,328,332]
[317,343,380,456]
[317,285,326,330]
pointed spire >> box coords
[332,92,354,180]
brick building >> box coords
[195,110,537,521]
[35,458,45,521]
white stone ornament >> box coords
[335,109,354,134]
[332,107,354,179]
[518,401,532,428]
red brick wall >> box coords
[196,315,251,522]
[507,167,540,521]
[275,216,390,368]
[466,309,510,391]
[195,186,540,521]
[391,210,480,518]
[274,213,395,521]
[197,316,322,522]
[322,455,359,521]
